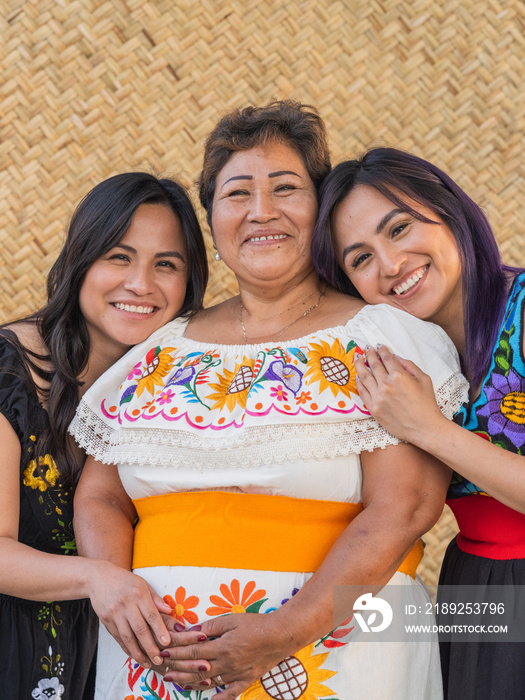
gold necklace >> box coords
[239,287,326,344]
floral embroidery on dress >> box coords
[207,579,267,615]
[240,643,337,700]
[101,339,366,432]
[164,587,199,626]
[126,658,174,700]
[23,453,60,491]
[449,274,525,498]
[31,676,65,700]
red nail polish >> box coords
[198,664,208,671]
[164,676,173,682]
[174,623,185,632]
[159,651,170,658]
[200,680,211,687]
[197,634,207,642]
[190,624,202,631]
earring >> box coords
[215,251,221,261]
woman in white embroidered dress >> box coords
[71,101,468,700]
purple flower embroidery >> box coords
[168,365,196,386]
[478,368,525,449]
[264,360,303,395]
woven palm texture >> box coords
[1,0,524,585]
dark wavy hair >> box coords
[198,99,331,226]
[312,147,523,385]
[2,172,208,485]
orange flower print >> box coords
[295,391,312,405]
[207,579,266,616]
[164,586,199,626]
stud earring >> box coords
[215,251,221,261]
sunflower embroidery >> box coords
[207,358,256,412]
[207,579,266,616]
[23,454,60,492]
[163,586,199,626]
[135,346,177,397]
[241,643,336,700]
[304,339,360,399]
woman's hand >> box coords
[355,344,445,443]
[159,612,292,698]
[86,560,173,669]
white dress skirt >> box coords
[70,304,468,700]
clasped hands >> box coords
[151,611,292,699]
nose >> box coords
[377,246,408,277]
[123,263,155,296]
[247,189,279,222]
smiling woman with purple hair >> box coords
[312,146,525,700]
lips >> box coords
[391,265,429,296]
[244,231,289,243]
[112,303,156,314]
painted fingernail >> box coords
[163,675,173,682]
[189,624,202,631]
[159,651,170,658]
[198,664,208,671]
[197,634,207,642]
[174,623,185,632]
[200,680,211,687]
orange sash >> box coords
[132,490,423,578]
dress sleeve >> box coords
[0,335,38,442]
[352,304,469,420]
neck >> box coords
[237,268,324,343]
[79,344,125,398]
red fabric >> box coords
[448,494,525,559]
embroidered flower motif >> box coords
[304,339,360,399]
[31,677,65,700]
[207,358,255,412]
[318,616,355,649]
[295,391,312,405]
[168,365,196,386]
[207,579,266,616]
[135,346,177,397]
[264,360,303,395]
[127,361,143,381]
[477,367,525,449]
[158,388,175,405]
[240,643,336,700]
[23,454,60,492]
[270,385,288,402]
[164,586,199,626]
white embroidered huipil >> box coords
[70,304,468,700]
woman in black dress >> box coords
[0,172,208,699]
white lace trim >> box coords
[70,371,467,469]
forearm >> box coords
[407,415,525,513]
[269,499,431,652]
[0,536,108,601]
[74,494,134,569]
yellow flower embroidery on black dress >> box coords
[23,453,60,492]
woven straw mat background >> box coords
[1,0,524,586]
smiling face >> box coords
[79,203,188,361]
[211,141,319,290]
[332,184,463,330]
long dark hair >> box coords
[2,172,208,484]
[312,148,523,385]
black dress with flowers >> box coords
[439,272,525,700]
[0,333,98,699]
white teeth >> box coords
[393,268,426,296]
[249,234,288,241]
[114,303,155,314]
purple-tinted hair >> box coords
[312,147,522,385]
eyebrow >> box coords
[341,208,405,264]
[223,170,302,185]
[115,243,186,262]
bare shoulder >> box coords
[319,287,366,326]
[3,320,46,356]
[185,297,239,343]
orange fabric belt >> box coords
[132,490,423,578]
